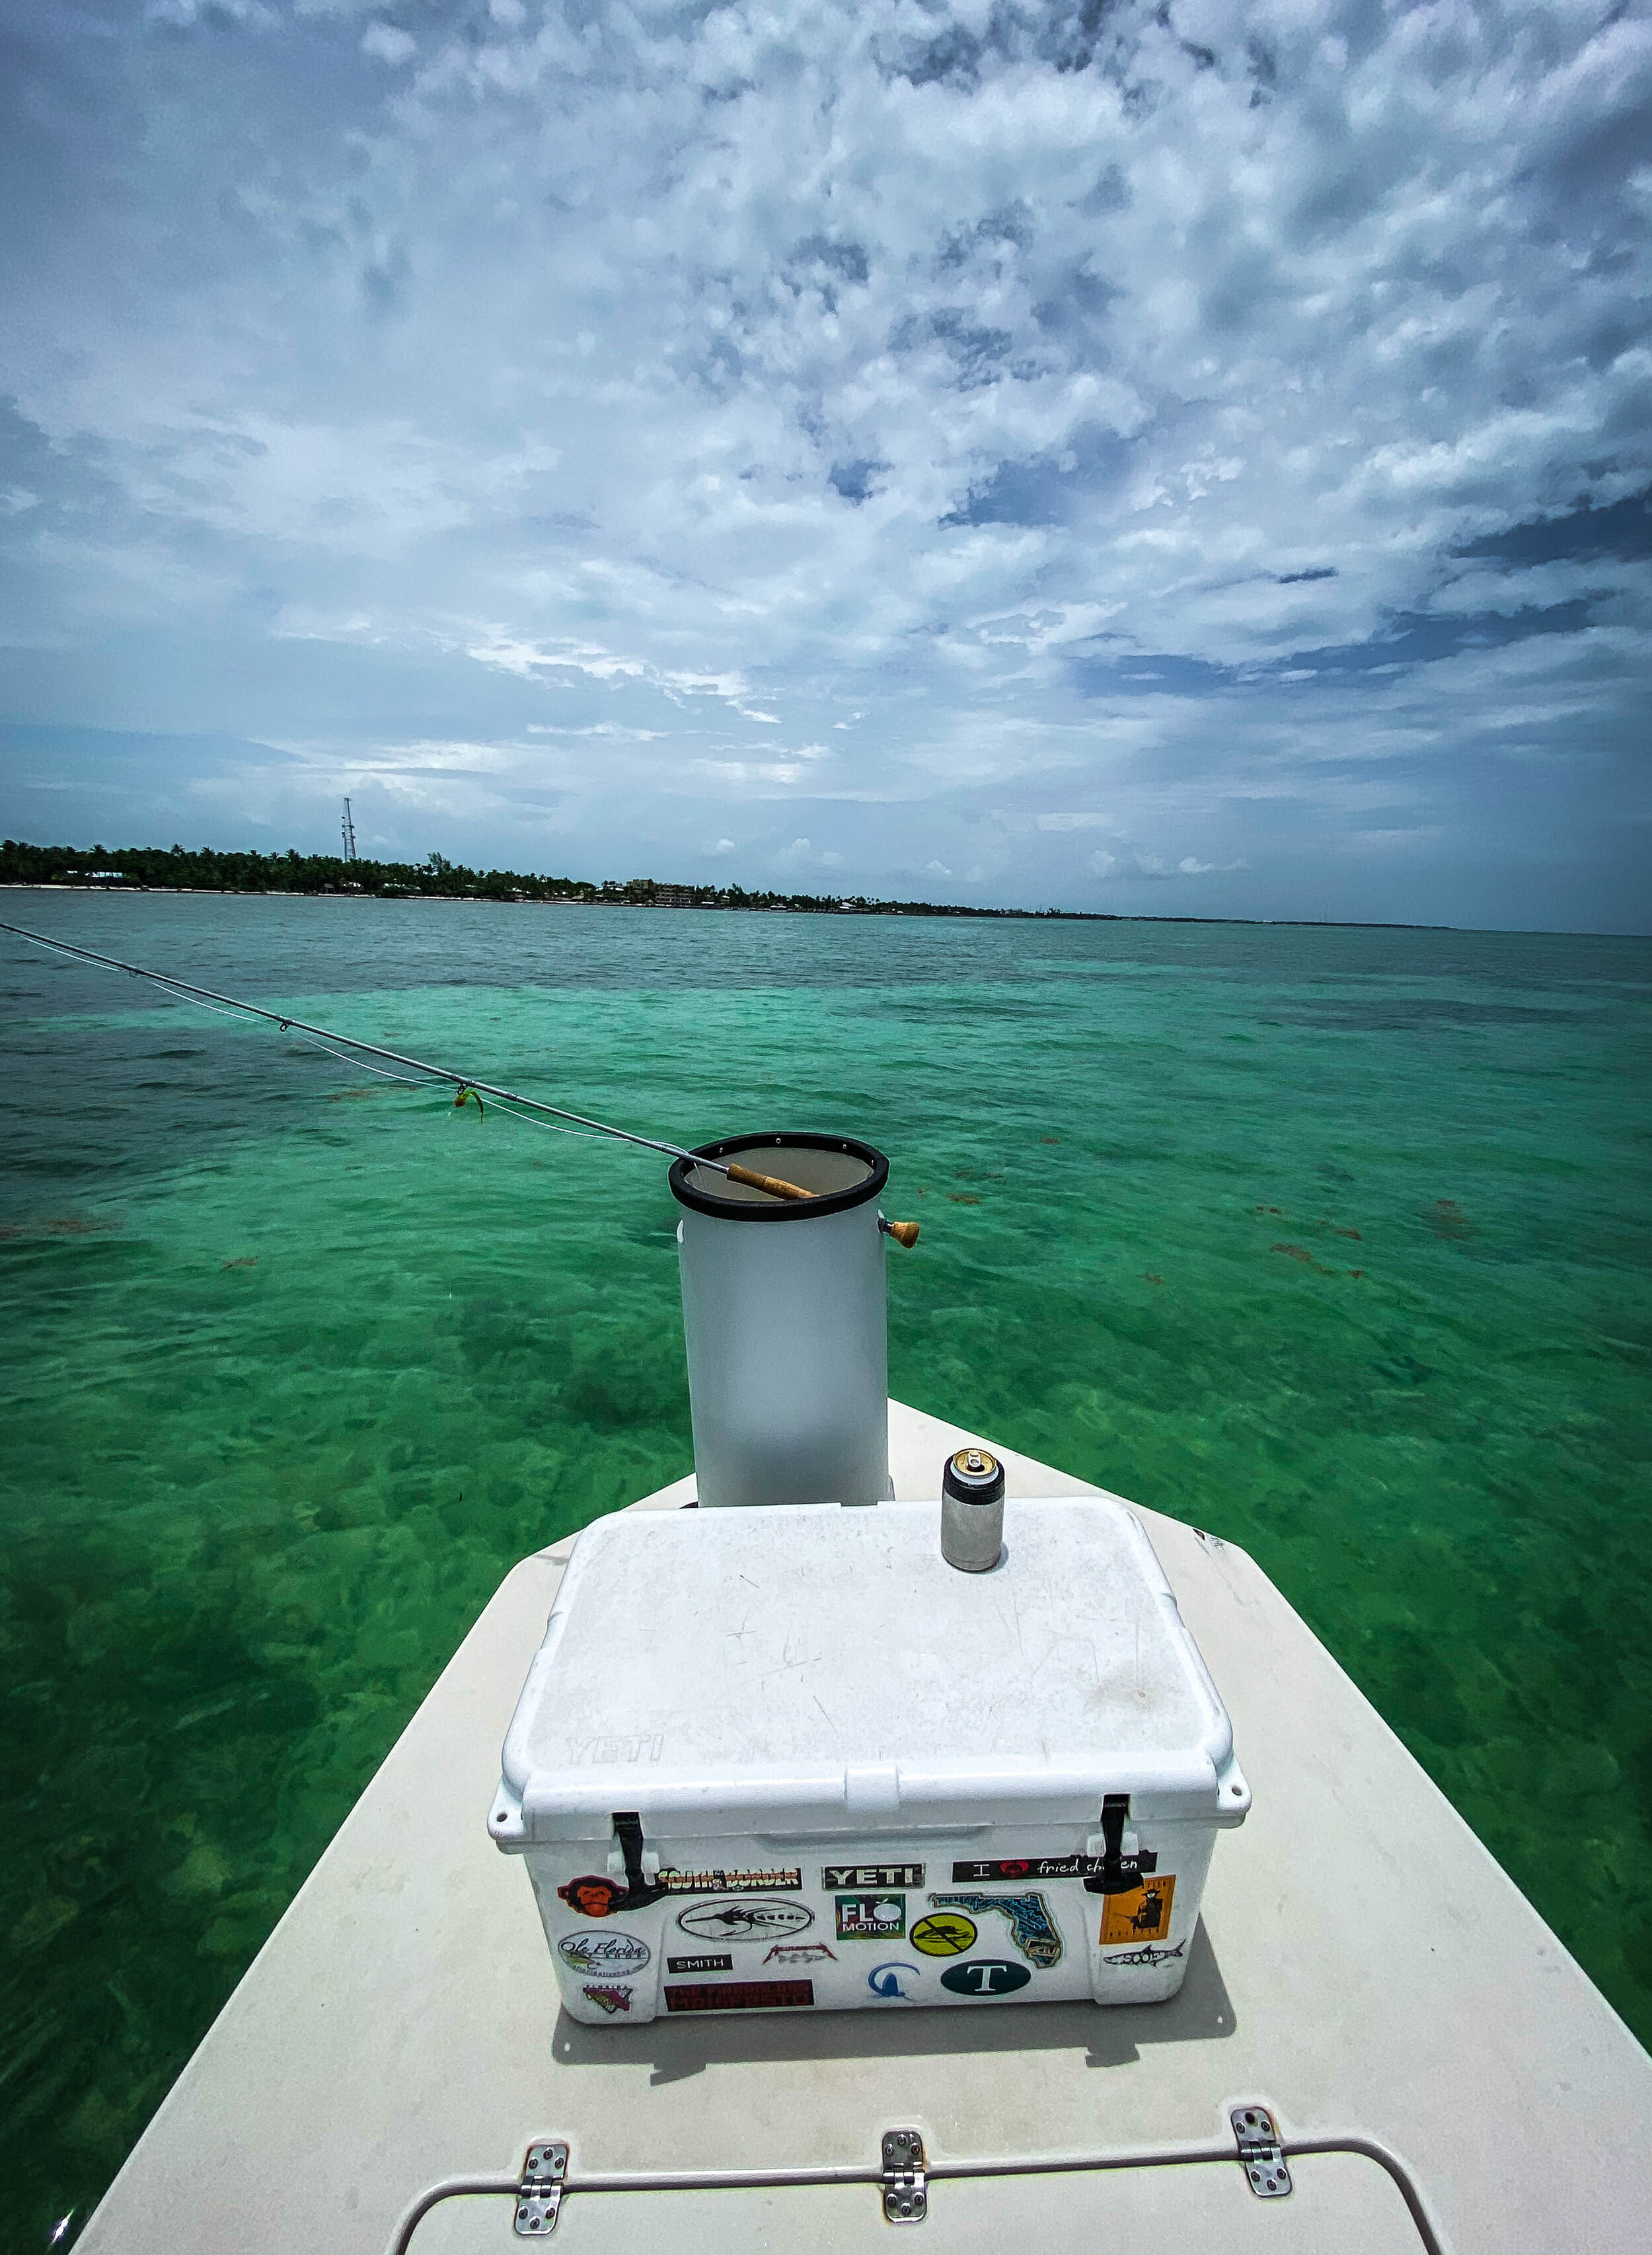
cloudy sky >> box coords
[1,0,1648,926]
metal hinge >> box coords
[515,2141,568,2237]
[882,2128,928,2223]
[1232,2106,1291,2198]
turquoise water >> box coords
[2,895,1649,2242]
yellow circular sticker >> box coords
[911,1911,977,1958]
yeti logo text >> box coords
[575,1734,664,1765]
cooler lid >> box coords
[496,1500,1248,1840]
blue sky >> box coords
[1,0,1648,928]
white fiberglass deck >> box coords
[78,1403,1652,2253]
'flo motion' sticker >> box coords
[928,1891,1063,1968]
[911,1911,977,1958]
[837,1893,906,1941]
[1100,1875,1176,1945]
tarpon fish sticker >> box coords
[557,1929,650,1976]
[677,1900,814,1943]
[1104,1939,1186,1968]
[928,1891,1063,1969]
[582,1984,633,2015]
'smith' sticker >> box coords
[928,1891,1063,1968]
[911,1911,976,1958]
[837,1893,906,1941]
[668,1953,733,1974]
[664,1979,813,2013]
[582,1984,632,2015]
[557,1930,650,1977]
[1100,1875,1176,1944]
[822,1863,924,1889]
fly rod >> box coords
[0,916,919,1234]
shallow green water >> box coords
[2,896,1649,2242]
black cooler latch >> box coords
[1083,1793,1156,1896]
[613,1810,649,1896]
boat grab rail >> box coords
[385,2124,1448,2254]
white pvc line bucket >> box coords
[670,1134,890,1508]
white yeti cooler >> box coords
[490,1496,1248,2024]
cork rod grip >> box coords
[724,1160,815,1202]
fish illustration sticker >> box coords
[677,1899,814,1944]
[1100,1876,1176,1946]
[836,1894,906,1941]
[558,1929,651,1977]
[928,1891,1063,1968]
[940,1960,1030,1997]
[911,1911,977,1958]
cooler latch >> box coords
[1082,1793,1156,1895]
[515,2141,568,2236]
[1231,2106,1292,2198]
[882,2129,928,2223]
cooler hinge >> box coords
[515,2140,568,2236]
[1231,2106,1291,2198]
[882,2128,928,2223]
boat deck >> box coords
[78,1404,1652,2252]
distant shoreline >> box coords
[0,881,1458,933]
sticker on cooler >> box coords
[1100,1875,1176,1946]
[928,1890,1063,1968]
[822,1863,924,1889]
[940,1960,1030,1997]
[556,1865,802,1919]
[676,1899,814,1944]
[582,1984,633,2015]
[764,1941,837,1966]
[556,1929,651,1977]
[868,1962,920,1999]
[911,1911,976,1958]
[836,1893,906,1941]
[663,1979,813,2013]
[668,1952,733,1974]
[1105,1939,1186,1968]
[950,1851,1157,1883]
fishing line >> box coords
[0,916,816,1200]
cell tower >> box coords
[341,798,357,862]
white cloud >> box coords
[1,0,1648,923]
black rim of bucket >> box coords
[669,1133,889,1222]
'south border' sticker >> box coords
[1100,1875,1176,1944]
[664,1979,814,2013]
[556,1865,802,1919]
[928,1891,1063,1968]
